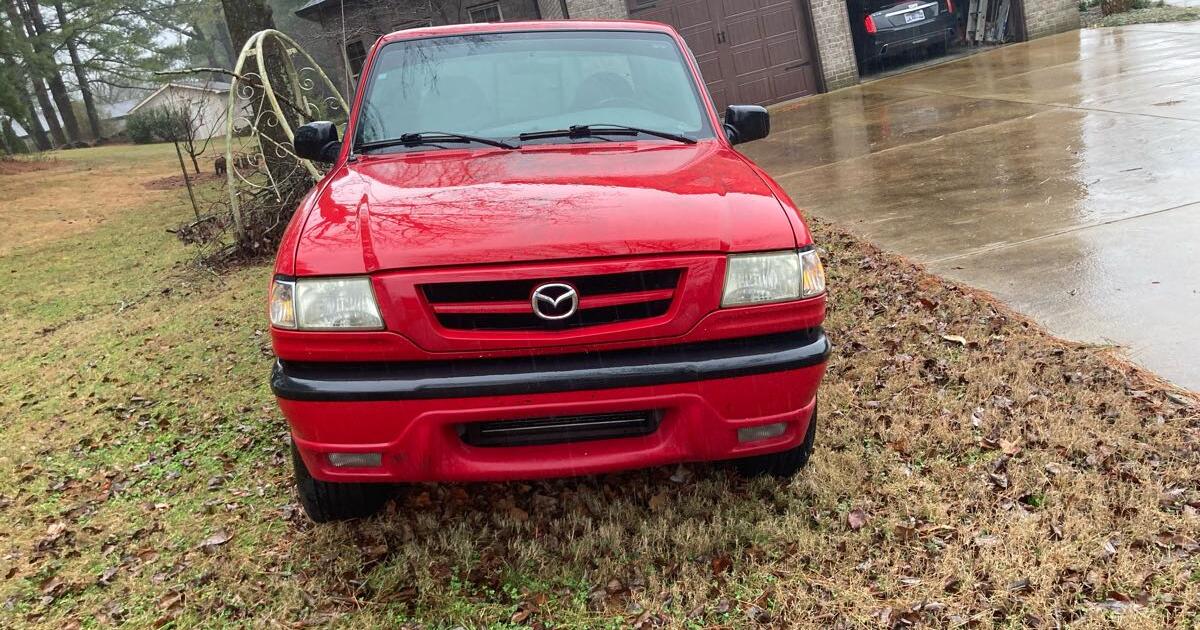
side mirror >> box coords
[723,105,770,145]
[294,121,341,163]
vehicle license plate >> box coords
[905,10,926,22]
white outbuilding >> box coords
[128,80,244,140]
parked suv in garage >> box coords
[271,20,829,521]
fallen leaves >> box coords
[940,334,969,346]
[979,436,1021,456]
[36,522,70,552]
[746,604,771,624]
[973,534,1002,548]
[847,508,870,531]
[1007,577,1033,594]
[668,465,692,484]
[97,566,119,586]
[507,505,529,523]
[1090,591,1149,613]
[509,592,548,625]
[154,590,185,627]
[198,529,232,551]
[39,575,65,598]
[6,215,1200,627]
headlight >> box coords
[269,277,384,330]
[721,249,825,307]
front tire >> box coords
[292,443,392,522]
[733,403,817,478]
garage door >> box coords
[627,0,820,110]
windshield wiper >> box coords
[357,131,517,152]
[519,124,697,145]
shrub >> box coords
[125,106,189,144]
[126,109,158,144]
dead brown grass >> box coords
[0,145,183,257]
[0,157,60,176]
[142,171,223,191]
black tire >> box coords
[733,403,817,478]
[292,443,393,522]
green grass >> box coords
[2,144,1198,628]
[0,144,282,628]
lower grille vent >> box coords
[458,411,661,447]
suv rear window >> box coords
[354,30,714,146]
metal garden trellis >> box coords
[224,29,350,241]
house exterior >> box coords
[291,0,545,89]
[127,82,240,140]
[290,0,1079,107]
[97,98,141,136]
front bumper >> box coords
[274,329,829,482]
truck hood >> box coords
[293,141,798,275]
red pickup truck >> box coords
[270,20,828,521]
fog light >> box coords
[738,423,788,443]
[327,452,382,468]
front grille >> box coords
[422,269,682,331]
[457,411,661,447]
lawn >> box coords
[1,144,1197,628]
[1089,6,1200,27]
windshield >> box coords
[353,30,715,148]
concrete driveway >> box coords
[743,22,1200,391]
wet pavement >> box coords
[743,23,1200,391]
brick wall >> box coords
[563,0,628,19]
[537,0,566,19]
[295,0,545,90]
[1022,0,1080,38]
[807,0,859,91]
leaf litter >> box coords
[1,214,1198,627]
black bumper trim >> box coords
[271,328,829,402]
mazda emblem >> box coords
[531,283,579,321]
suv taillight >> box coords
[864,15,877,34]
[946,0,955,12]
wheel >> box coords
[733,402,817,478]
[292,443,393,522]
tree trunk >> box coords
[53,0,101,139]
[1,116,26,153]
[218,0,297,183]
[3,0,63,146]
[213,20,235,67]
[189,21,222,74]
[31,77,64,146]
[219,0,276,78]
[17,91,50,150]
[173,140,200,219]
[23,0,81,143]
[0,118,11,154]
[1,51,50,149]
